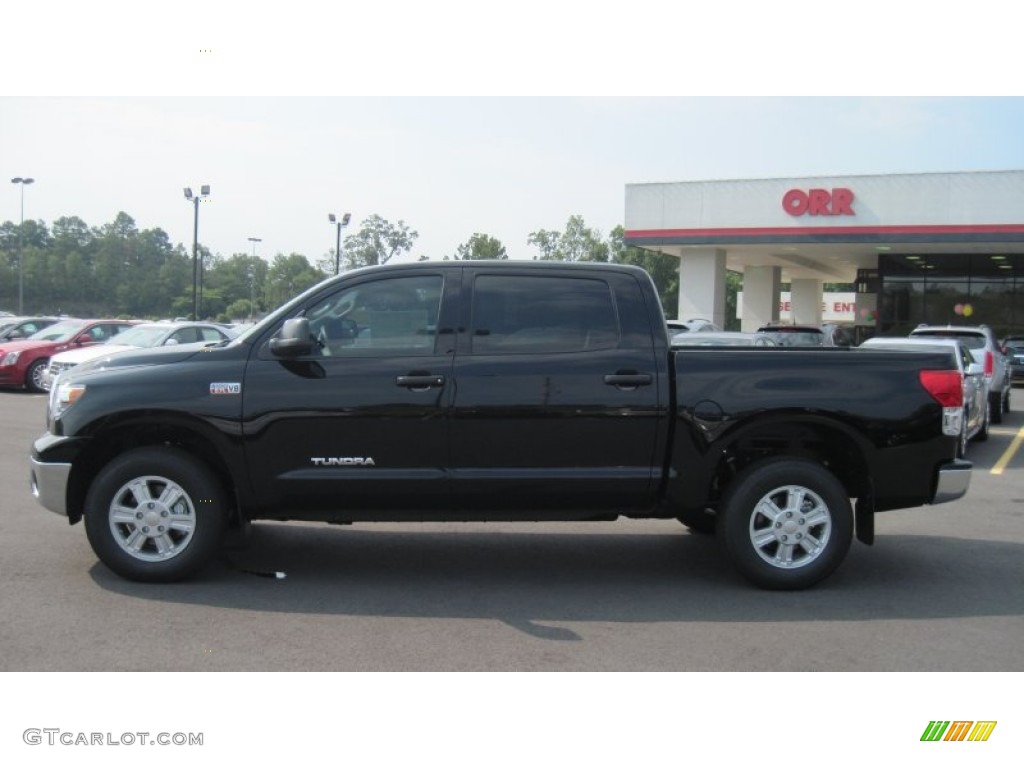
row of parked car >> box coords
[668,318,1016,459]
[861,328,1006,459]
[670,322,856,348]
[0,316,239,393]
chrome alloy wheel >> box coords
[107,475,197,562]
[748,485,832,569]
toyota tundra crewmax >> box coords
[30,262,971,589]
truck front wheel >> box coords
[84,447,228,582]
[718,458,853,590]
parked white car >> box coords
[42,321,234,391]
[909,324,1012,424]
[860,336,988,457]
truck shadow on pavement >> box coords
[91,524,1024,640]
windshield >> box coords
[28,319,88,342]
[107,325,171,347]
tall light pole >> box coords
[247,236,261,322]
[184,185,211,320]
[11,177,35,314]
[329,212,351,275]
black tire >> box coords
[991,391,1003,424]
[1003,388,1011,416]
[975,401,990,442]
[25,358,48,393]
[957,414,968,459]
[84,447,228,582]
[717,458,853,590]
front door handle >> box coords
[604,372,653,389]
[396,374,446,390]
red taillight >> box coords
[985,350,994,376]
[920,370,963,407]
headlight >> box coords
[50,381,86,420]
[1,351,20,366]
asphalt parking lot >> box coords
[2,389,1023,672]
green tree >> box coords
[206,253,270,318]
[608,225,679,316]
[450,233,508,260]
[50,216,96,312]
[265,253,326,309]
[52,216,93,250]
[158,247,193,317]
[724,270,743,331]
[91,212,138,312]
[343,215,419,268]
[225,298,254,322]
[528,215,609,262]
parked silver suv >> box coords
[910,324,1012,423]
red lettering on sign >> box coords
[782,189,808,215]
[782,187,855,216]
[808,188,831,215]
[831,187,854,215]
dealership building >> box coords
[624,170,1024,338]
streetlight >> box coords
[329,212,351,275]
[184,185,211,320]
[11,177,35,314]
[247,236,261,322]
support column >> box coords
[741,266,781,332]
[676,248,727,329]
[791,278,823,325]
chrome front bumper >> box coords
[30,457,71,517]
[931,459,972,505]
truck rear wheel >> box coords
[84,447,228,582]
[718,458,852,590]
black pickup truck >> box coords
[30,261,971,589]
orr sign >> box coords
[783,187,855,217]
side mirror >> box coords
[165,338,180,346]
[269,317,315,358]
[966,362,985,377]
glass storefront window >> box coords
[879,253,1022,337]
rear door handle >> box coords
[396,374,446,390]
[603,372,653,389]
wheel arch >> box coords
[702,413,874,534]
[67,412,243,525]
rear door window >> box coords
[469,275,619,354]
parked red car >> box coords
[0,319,138,393]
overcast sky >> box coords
[7,97,1024,265]
[4,3,1023,266]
